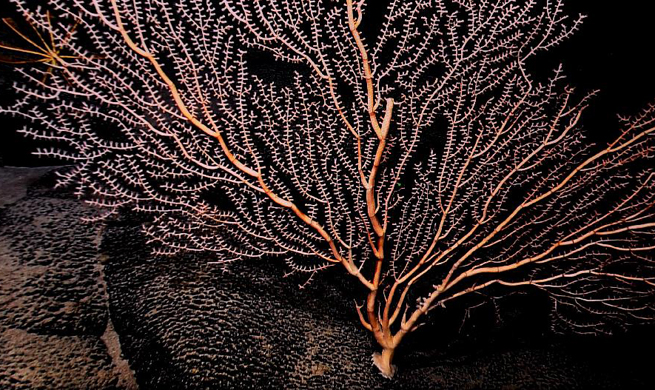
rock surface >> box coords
[1,167,653,389]
[102,215,653,389]
[0,167,137,389]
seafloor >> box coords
[0,166,653,389]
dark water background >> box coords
[2,1,655,165]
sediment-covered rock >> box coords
[0,167,136,389]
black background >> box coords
[1,1,655,165]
